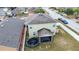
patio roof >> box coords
[38,28,53,37]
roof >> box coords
[28,7,36,12]
[0,8,5,16]
[27,14,57,24]
[38,28,53,37]
[0,18,24,49]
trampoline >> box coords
[26,37,39,48]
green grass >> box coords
[34,8,45,13]
[16,12,28,17]
[24,27,79,51]
[76,22,79,24]
[24,30,29,50]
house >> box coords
[28,7,36,13]
[5,7,16,17]
[28,7,39,16]
[25,14,57,43]
[13,7,28,15]
[4,7,28,17]
[0,8,6,21]
[0,18,26,51]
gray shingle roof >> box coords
[0,18,24,49]
[28,14,56,24]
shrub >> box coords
[34,8,45,13]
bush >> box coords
[64,8,74,15]
[73,8,79,16]
[34,8,45,13]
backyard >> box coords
[24,27,79,51]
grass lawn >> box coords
[24,27,79,51]
[76,22,79,24]
[52,27,79,51]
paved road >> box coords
[43,7,79,33]
[42,7,79,41]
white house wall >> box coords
[28,23,57,38]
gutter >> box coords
[18,25,26,51]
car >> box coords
[58,18,68,24]
[62,20,68,24]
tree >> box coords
[64,8,74,15]
[58,8,64,12]
[73,8,79,17]
[34,8,45,13]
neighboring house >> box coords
[3,7,13,17]
[14,7,28,15]
[0,8,6,21]
[5,7,28,17]
[25,14,57,42]
[6,10,12,17]
[6,8,16,17]
[18,7,28,13]
[28,7,36,13]
[28,7,38,16]
[0,18,25,51]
